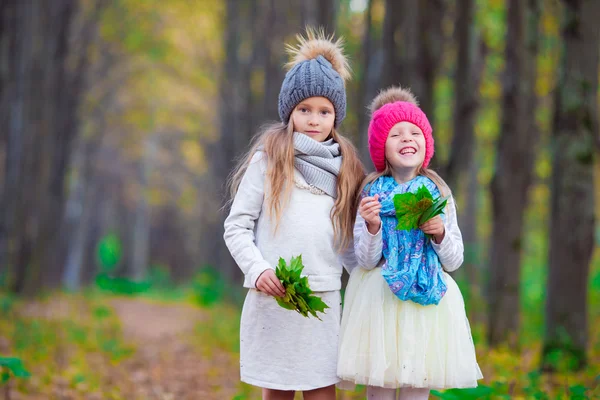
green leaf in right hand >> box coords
[393,191,433,231]
[274,255,329,320]
[393,185,449,235]
[419,195,450,226]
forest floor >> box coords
[5,294,246,399]
[2,290,599,399]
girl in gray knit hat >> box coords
[224,28,364,399]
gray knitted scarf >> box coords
[293,132,342,198]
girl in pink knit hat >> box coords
[337,86,482,399]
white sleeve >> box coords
[431,195,464,272]
[353,213,383,270]
[223,152,272,288]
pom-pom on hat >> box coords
[278,28,350,127]
[367,86,434,172]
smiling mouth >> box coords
[399,147,417,155]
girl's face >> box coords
[385,121,426,174]
[291,96,335,142]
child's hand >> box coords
[419,215,445,244]
[359,194,381,234]
[256,269,286,297]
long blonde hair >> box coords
[227,122,365,251]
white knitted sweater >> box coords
[223,152,356,291]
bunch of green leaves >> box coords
[275,255,329,320]
[393,185,449,237]
[0,357,30,385]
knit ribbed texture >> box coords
[293,132,342,198]
[368,101,434,171]
[279,55,347,127]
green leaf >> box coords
[273,255,328,319]
[0,357,31,378]
[290,255,303,272]
[394,200,431,230]
[307,295,329,313]
[431,385,493,400]
[419,195,450,225]
[276,257,286,278]
[393,192,419,215]
[393,187,433,231]
[396,212,421,231]
[275,296,296,310]
[415,185,434,201]
[569,384,588,397]
[393,185,450,234]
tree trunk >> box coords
[63,167,98,290]
[0,0,100,294]
[201,0,258,282]
[356,0,377,166]
[444,0,486,291]
[444,0,485,190]
[542,0,600,371]
[202,0,306,282]
[2,0,79,295]
[488,0,540,347]
[381,0,416,88]
[131,134,156,281]
[62,122,105,290]
[199,0,242,281]
[459,155,481,320]
[415,0,446,123]
[302,0,336,34]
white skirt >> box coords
[337,267,482,390]
[240,289,342,391]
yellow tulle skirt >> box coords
[337,267,483,390]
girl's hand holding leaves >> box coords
[419,215,445,243]
[274,255,329,320]
[393,185,449,239]
[256,269,286,297]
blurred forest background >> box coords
[1,0,599,398]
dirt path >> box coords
[109,298,243,400]
[110,298,199,341]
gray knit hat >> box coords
[278,29,351,127]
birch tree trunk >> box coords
[542,0,600,371]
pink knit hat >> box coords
[367,87,434,172]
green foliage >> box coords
[0,357,30,385]
[431,385,493,399]
[275,255,329,320]
[393,185,449,235]
[95,273,152,295]
[192,265,227,307]
[13,320,54,361]
[541,339,587,372]
[93,305,113,320]
[96,233,122,273]
[94,260,179,298]
[0,291,15,317]
[523,371,550,399]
